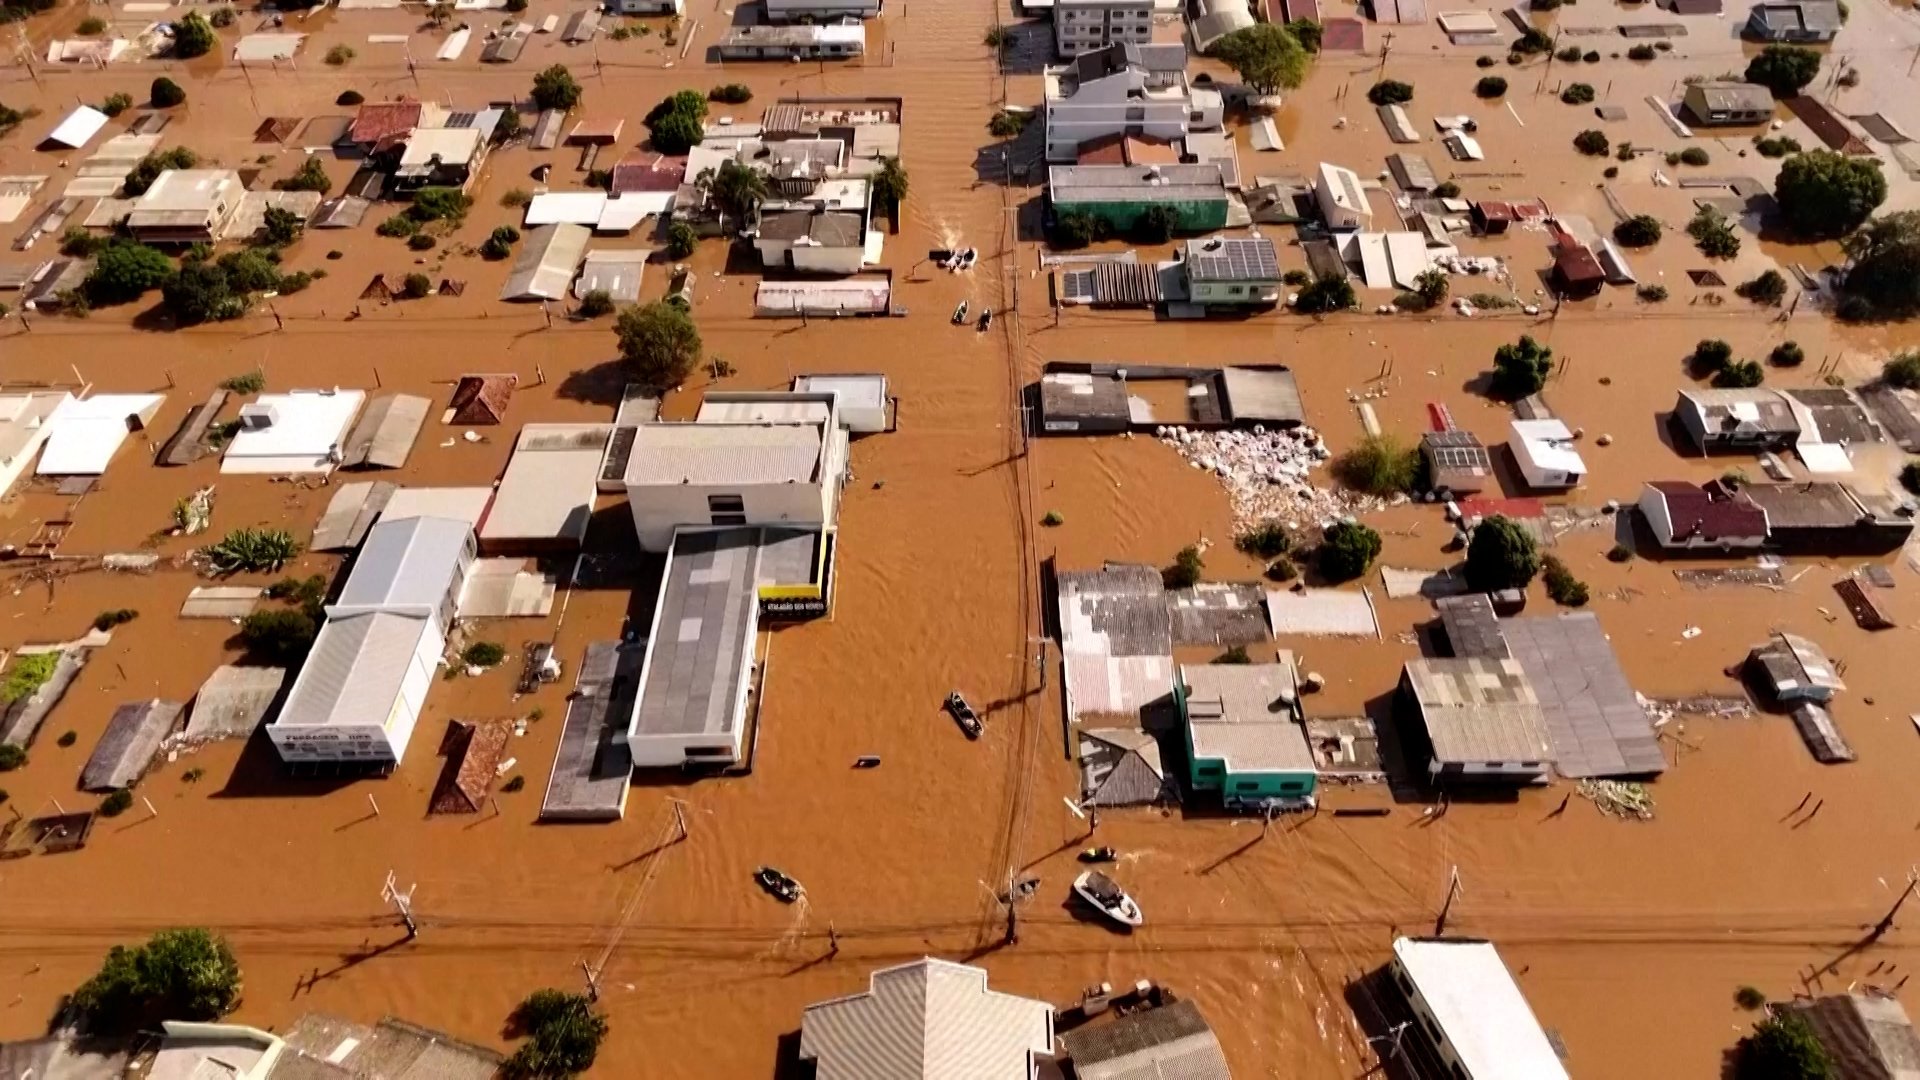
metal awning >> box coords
[339,394,428,469]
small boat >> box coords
[951,300,968,325]
[976,309,993,333]
[1073,870,1143,927]
[852,755,882,769]
[945,691,983,739]
[956,247,978,270]
[1077,846,1118,863]
[754,866,802,903]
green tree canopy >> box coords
[170,12,216,59]
[1463,515,1540,591]
[505,989,609,1080]
[615,302,702,390]
[1775,150,1887,238]
[1296,273,1356,314]
[85,242,174,306]
[161,261,243,325]
[1745,44,1821,96]
[1317,520,1382,582]
[873,156,909,212]
[1211,24,1311,96]
[701,159,768,225]
[68,928,241,1035]
[1843,210,1920,318]
[1733,1013,1833,1080]
[1489,335,1553,399]
[645,91,708,154]
[530,64,583,112]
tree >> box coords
[1745,44,1821,97]
[1489,335,1553,399]
[702,159,768,225]
[426,0,454,24]
[275,156,331,194]
[1285,18,1321,52]
[68,929,241,1035]
[1613,214,1662,247]
[1211,24,1311,96]
[530,65,583,112]
[1050,209,1099,250]
[1334,433,1419,494]
[1775,150,1887,238]
[1687,206,1741,258]
[1366,80,1414,106]
[1843,210,1920,317]
[171,11,216,59]
[1513,27,1551,53]
[664,221,698,259]
[1317,520,1382,582]
[409,186,471,223]
[579,289,614,318]
[493,106,523,144]
[988,110,1028,138]
[240,608,317,663]
[506,989,609,1080]
[1541,555,1588,606]
[1295,273,1356,314]
[1163,545,1204,589]
[1413,268,1448,309]
[1135,205,1178,244]
[1770,341,1805,367]
[400,273,432,299]
[260,206,303,247]
[162,262,242,324]
[1464,516,1540,592]
[645,90,708,154]
[1236,521,1291,558]
[1474,76,1508,98]
[1885,351,1920,389]
[872,156,909,215]
[1572,130,1610,156]
[1714,359,1766,388]
[99,92,133,118]
[85,242,174,306]
[615,302,702,390]
[1560,82,1595,105]
[1690,338,1734,374]
[709,83,753,104]
[124,146,200,197]
[1733,1013,1833,1080]
[481,225,520,260]
[1736,269,1788,306]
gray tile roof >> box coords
[632,528,761,739]
[1060,1000,1231,1080]
[800,958,1054,1080]
[1785,994,1920,1080]
[1499,613,1666,778]
[1180,661,1317,773]
[1436,593,1507,659]
[80,699,183,791]
[1403,657,1553,765]
[1079,727,1168,806]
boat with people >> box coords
[1073,870,1143,927]
[952,300,968,325]
[1077,847,1118,863]
[754,866,803,903]
[945,691,983,739]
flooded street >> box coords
[4,0,1920,1074]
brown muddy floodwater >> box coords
[3,0,1920,1076]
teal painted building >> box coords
[1176,659,1318,809]
[1048,164,1231,235]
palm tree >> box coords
[873,156,908,216]
[704,160,769,230]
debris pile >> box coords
[1579,779,1655,821]
[1154,425,1377,531]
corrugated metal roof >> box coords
[340,394,428,469]
[1180,662,1316,773]
[1403,657,1553,765]
[501,223,590,301]
[1500,613,1666,778]
[333,515,471,615]
[800,958,1054,1079]
[311,481,396,552]
[625,423,824,485]
[183,665,287,742]
[1787,993,1920,1079]
[1060,1000,1230,1080]
[81,699,183,790]
[1392,939,1569,1080]
[276,612,432,730]
[631,528,761,741]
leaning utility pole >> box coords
[381,871,419,939]
[1868,869,1920,943]
[1434,865,1463,936]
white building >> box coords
[1508,419,1585,490]
[1043,43,1222,164]
[268,516,475,766]
[0,392,72,498]
[604,0,682,14]
[623,395,848,552]
[36,393,165,477]
[800,959,1055,1079]
[1313,162,1371,231]
[792,374,890,433]
[1055,0,1154,57]
[1389,937,1570,1080]
[716,23,864,60]
[221,389,366,475]
[763,0,880,20]
[126,169,246,244]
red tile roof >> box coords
[348,101,424,146]
[609,153,687,195]
[1075,134,1180,167]
[1648,481,1769,541]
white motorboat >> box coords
[1073,870,1143,928]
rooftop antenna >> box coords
[381,870,419,939]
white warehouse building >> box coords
[268,516,475,767]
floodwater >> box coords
[4,0,1920,1076]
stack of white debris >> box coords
[1154,425,1380,530]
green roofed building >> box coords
[1175,656,1317,812]
[1049,164,1231,234]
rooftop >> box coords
[630,528,762,741]
[1678,387,1801,437]
[721,23,865,46]
[276,612,434,730]
[757,208,865,248]
[134,168,242,212]
[1183,237,1280,282]
[1750,630,1846,695]
[1739,481,1880,529]
[396,127,484,170]
[1687,81,1774,112]
[1402,657,1553,765]
[1511,418,1586,475]
[348,100,426,145]
[800,958,1054,1080]
[1050,164,1230,205]
[1060,999,1230,1080]
[1783,993,1920,1080]
[1392,938,1570,1080]
[1499,613,1667,779]
[1179,660,1317,773]
[332,515,472,615]
[1645,480,1769,541]
[1436,593,1507,659]
[625,422,826,486]
[696,391,837,426]
[222,388,366,472]
[1317,161,1368,213]
[478,424,609,545]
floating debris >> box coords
[1579,779,1655,821]
[1154,425,1379,532]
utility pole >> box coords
[1868,869,1920,943]
[382,871,419,939]
[1434,865,1463,936]
[1376,30,1393,79]
[1367,1021,1411,1075]
[578,958,601,1001]
[667,798,690,843]
[1539,30,1562,95]
[1003,872,1020,946]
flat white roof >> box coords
[222,389,366,474]
[1392,938,1568,1080]
[596,192,671,232]
[383,486,494,526]
[1317,162,1367,213]
[45,106,109,149]
[793,374,887,411]
[479,424,609,543]
[625,423,825,486]
[38,393,165,476]
[1510,418,1586,475]
[524,191,608,226]
[398,126,483,168]
[137,169,243,213]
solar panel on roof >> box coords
[1188,239,1279,281]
